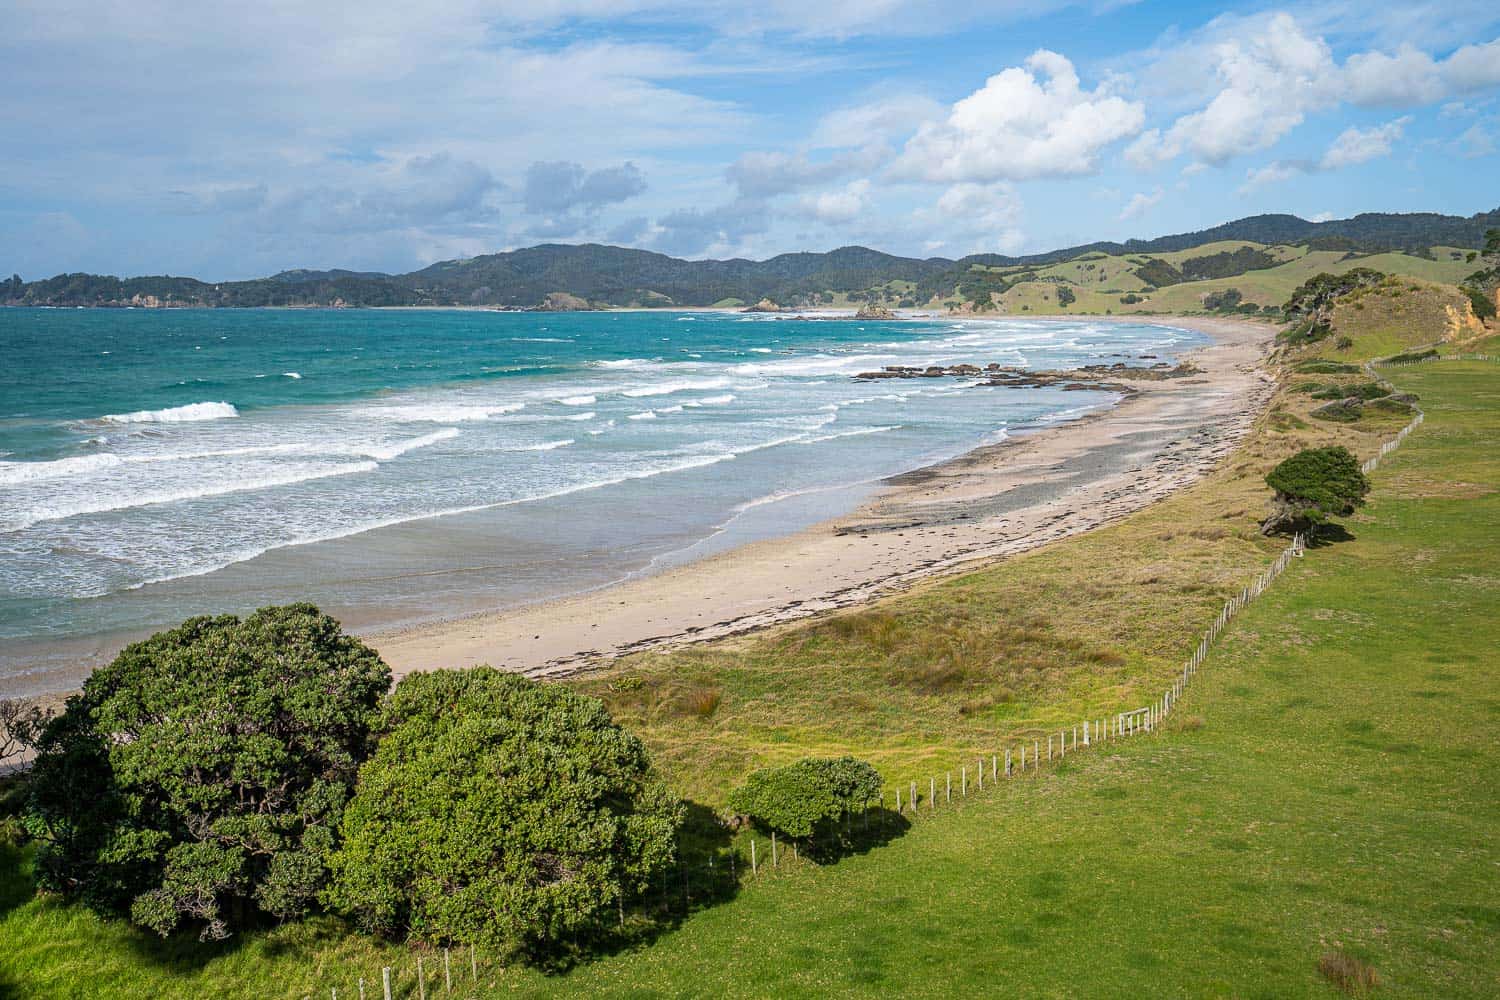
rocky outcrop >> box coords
[852,359,1199,392]
[532,291,594,312]
[853,303,897,320]
[742,298,783,313]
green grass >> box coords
[3,364,1496,997]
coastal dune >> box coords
[374,316,1274,680]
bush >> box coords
[728,757,882,841]
[25,605,389,940]
[1384,348,1438,364]
[1310,382,1387,401]
[1260,446,1369,535]
[326,668,681,956]
[1310,399,1363,423]
[1055,286,1076,307]
[1463,286,1497,321]
[1295,360,1360,374]
[1202,288,1242,312]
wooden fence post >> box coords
[470,944,477,982]
[751,839,757,874]
[417,956,426,1000]
[961,767,967,796]
[930,776,936,810]
[382,968,393,1000]
[772,832,778,867]
[946,772,952,802]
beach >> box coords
[373,315,1275,681]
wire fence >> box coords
[305,353,1434,998]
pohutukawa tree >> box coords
[325,668,682,958]
[24,604,391,940]
[1259,446,1370,536]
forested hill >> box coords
[5,207,1497,310]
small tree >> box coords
[1260,446,1369,536]
[326,668,681,958]
[25,604,390,939]
[727,756,882,844]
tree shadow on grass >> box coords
[1305,524,1356,548]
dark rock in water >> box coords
[853,303,897,320]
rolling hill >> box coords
[4,208,1497,311]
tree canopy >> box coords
[24,604,390,940]
[727,756,882,841]
[1260,446,1370,535]
[325,668,681,956]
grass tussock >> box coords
[1319,951,1380,994]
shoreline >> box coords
[370,315,1276,682]
[0,315,1276,700]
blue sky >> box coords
[3,1,1498,280]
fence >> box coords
[1375,352,1498,366]
[306,354,1434,998]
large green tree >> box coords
[25,604,390,940]
[326,668,681,957]
[1259,446,1370,536]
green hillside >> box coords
[4,208,1496,310]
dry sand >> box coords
[373,316,1276,681]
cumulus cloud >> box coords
[651,198,770,257]
[1343,47,1445,106]
[522,161,647,215]
[915,182,1025,255]
[1127,14,1337,168]
[800,179,872,225]
[1118,187,1163,220]
[1239,161,1305,193]
[1320,117,1411,169]
[1129,15,1500,171]
[895,49,1144,182]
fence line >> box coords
[1375,352,1497,366]
[307,355,1434,998]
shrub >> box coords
[1295,360,1360,374]
[25,605,390,940]
[728,757,882,841]
[1310,399,1363,423]
[1463,286,1497,321]
[1335,335,1354,350]
[1310,382,1387,401]
[1202,288,1242,312]
[1260,446,1369,535]
[326,668,681,956]
[1055,286,1076,307]
[1386,348,1439,364]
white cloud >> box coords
[1127,14,1338,168]
[800,179,872,225]
[1443,39,1500,92]
[1343,47,1444,106]
[1118,187,1163,220]
[1310,211,1335,222]
[812,95,945,148]
[918,182,1025,255]
[895,49,1144,182]
[1320,117,1410,168]
[1238,161,1304,194]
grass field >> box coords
[2,356,1496,997]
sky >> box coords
[3,1,1499,280]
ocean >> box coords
[0,307,1203,694]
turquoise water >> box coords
[0,307,1203,690]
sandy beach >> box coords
[372,315,1276,681]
